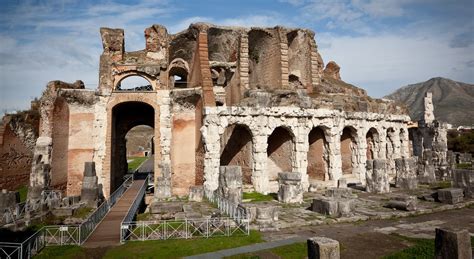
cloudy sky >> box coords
[0,0,473,113]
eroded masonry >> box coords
[26,23,416,201]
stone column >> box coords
[253,133,269,194]
[28,137,52,201]
[216,166,243,204]
[81,162,100,208]
[294,125,310,190]
[366,159,390,193]
[395,158,418,190]
[202,114,221,196]
[328,129,341,183]
[307,237,340,259]
[156,90,171,199]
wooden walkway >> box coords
[83,179,145,248]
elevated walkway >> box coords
[83,179,145,248]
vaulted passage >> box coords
[307,127,328,181]
[220,125,253,184]
[267,127,294,181]
[341,127,357,175]
[366,128,379,160]
[111,102,154,192]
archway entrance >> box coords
[111,102,155,192]
[366,128,379,160]
[220,125,253,184]
[341,127,357,175]
[267,127,294,183]
[307,127,329,181]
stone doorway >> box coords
[220,124,253,185]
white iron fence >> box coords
[205,191,247,225]
[0,174,134,258]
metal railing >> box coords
[0,229,45,259]
[120,217,249,242]
[205,192,247,224]
[121,176,148,227]
[0,174,134,258]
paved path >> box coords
[83,179,145,248]
[137,156,153,173]
[184,236,306,259]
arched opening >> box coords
[111,102,155,192]
[307,127,329,181]
[341,126,357,175]
[386,128,396,159]
[116,75,153,91]
[169,66,188,88]
[51,97,69,191]
[267,127,294,183]
[125,125,154,158]
[220,125,253,185]
[366,128,379,160]
[399,129,406,158]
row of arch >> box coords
[219,124,408,186]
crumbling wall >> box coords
[287,30,312,89]
[248,29,281,90]
[50,97,69,191]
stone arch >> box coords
[307,126,329,181]
[366,127,380,160]
[114,71,157,91]
[168,58,190,88]
[103,94,160,197]
[340,126,358,175]
[50,97,69,191]
[267,126,295,183]
[220,124,254,184]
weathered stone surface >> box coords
[395,158,418,190]
[323,61,341,81]
[80,162,100,208]
[435,228,472,259]
[337,178,347,188]
[278,172,303,203]
[437,188,464,204]
[216,166,243,204]
[325,188,353,199]
[150,201,183,214]
[366,159,390,193]
[0,189,19,209]
[385,195,417,211]
[255,205,279,231]
[307,236,340,259]
[311,198,354,217]
[452,169,474,198]
[52,207,75,217]
[189,186,204,202]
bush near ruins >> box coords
[447,129,474,154]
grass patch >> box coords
[36,245,86,259]
[136,212,152,221]
[17,185,28,202]
[73,207,93,219]
[429,181,451,190]
[102,230,263,259]
[243,192,276,202]
[383,234,435,259]
[127,157,148,172]
[456,163,472,169]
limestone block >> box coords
[435,228,472,259]
[255,205,279,231]
[189,186,204,202]
[278,172,303,203]
[365,159,390,193]
[417,150,436,184]
[80,162,100,207]
[337,178,347,188]
[336,199,354,217]
[437,188,464,204]
[395,158,418,190]
[385,195,417,211]
[311,198,339,216]
[307,236,340,259]
[452,169,474,198]
[325,188,353,199]
[216,166,243,204]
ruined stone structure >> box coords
[27,23,411,202]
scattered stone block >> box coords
[216,166,242,204]
[256,205,279,231]
[435,228,472,259]
[311,198,354,217]
[80,162,100,208]
[437,188,464,204]
[307,236,340,259]
[452,169,474,198]
[325,188,353,199]
[385,195,417,211]
[278,172,303,203]
[337,178,347,188]
[395,158,418,190]
[189,186,204,202]
[417,150,437,184]
[366,159,390,193]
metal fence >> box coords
[120,217,249,242]
[205,192,247,224]
[0,174,134,258]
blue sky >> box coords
[1,0,473,113]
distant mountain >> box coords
[385,77,474,126]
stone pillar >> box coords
[156,90,171,199]
[452,169,474,198]
[239,33,250,92]
[81,162,100,208]
[328,129,341,183]
[216,166,243,204]
[278,172,303,203]
[365,159,390,193]
[294,125,310,190]
[202,114,221,196]
[253,134,269,194]
[307,237,340,259]
[28,137,52,201]
[423,92,435,124]
[417,149,436,184]
[435,228,472,259]
[395,157,418,190]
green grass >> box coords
[383,234,435,259]
[429,181,452,190]
[17,185,28,202]
[242,192,276,202]
[456,163,472,169]
[73,207,94,219]
[103,230,262,259]
[127,157,148,171]
[35,245,86,259]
